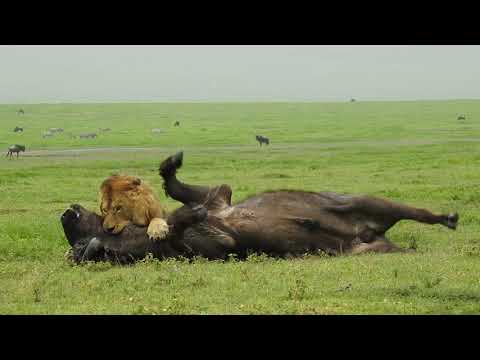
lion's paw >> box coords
[147,218,169,241]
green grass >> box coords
[1,100,480,314]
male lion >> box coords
[99,174,169,241]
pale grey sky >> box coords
[0,45,479,103]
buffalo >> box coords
[62,152,459,264]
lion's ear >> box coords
[132,177,142,186]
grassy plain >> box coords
[1,101,480,314]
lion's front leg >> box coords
[147,217,170,241]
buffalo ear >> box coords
[132,177,142,186]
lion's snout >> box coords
[102,222,120,234]
[104,224,116,233]
[102,218,129,234]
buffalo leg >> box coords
[326,195,459,232]
[167,204,208,236]
[159,151,211,205]
[159,151,232,209]
[82,237,103,261]
[349,238,409,255]
[365,196,460,231]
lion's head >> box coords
[99,175,167,234]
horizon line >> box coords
[1,98,480,106]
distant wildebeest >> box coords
[17,109,24,115]
[13,126,23,133]
[6,144,26,159]
[42,131,54,138]
[256,135,270,146]
[99,128,111,132]
[350,98,356,102]
[62,151,460,264]
[152,128,162,134]
[174,121,180,127]
[457,115,466,121]
[78,132,97,139]
[49,128,64,133]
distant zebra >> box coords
[256,135,270,146]
[6,144,25,159]
[174,121,180,127]
[14,126,23,133]
[43,131,54,138]
[49,128,64,133]
[457,115,466,121]
[78,132,97,139]
[17,109,24,115]
[152,128,162,134]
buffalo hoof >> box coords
[445,212,459,230]
[159,151,183,178]
[171,151,184,167]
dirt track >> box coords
[20,137,480,158]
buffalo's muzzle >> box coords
[61,207,80,224]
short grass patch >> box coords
[1,100,480,314]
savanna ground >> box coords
[1,101,479,314]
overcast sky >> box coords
[0,45,479,103]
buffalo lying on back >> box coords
[62,152,459,264]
